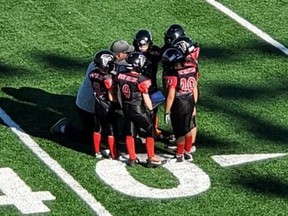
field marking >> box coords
[206,0,288,55]
[0,167,56,214]
[212,153,287,167]
[96,156,210,199]
[0,107,111,216]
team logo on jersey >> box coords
[122,84,131,99]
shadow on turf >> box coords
[0,62,30,77]
[200,40,286,62]
[30,50,88,72]
[233,172,288,199]
[199,82,288,146]
[0,87,95,156]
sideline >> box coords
[206,0,288,55]
[0,107,111,216]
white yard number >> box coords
[96,153,287,199]
[0,168,55,214]
[96,157,211,199]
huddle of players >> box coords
[89,24,200,168]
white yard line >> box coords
[0,107,111,216]
[206,0,288,55]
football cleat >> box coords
[184,153,193,162]
[146,156,167,168]
[50,118,68,134]
[168,134,176,144]
[165,143,177,150]
[176,155,184,162]
[95,152,103,159]
[127,158,139,167]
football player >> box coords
[113,52,166,168]
[161,24,186,54]
[50,55,99,146]
[172,36,200,152]
[132,29,164,137]
[50,40,135,149]
[162,48,198,162]
[89,50,119,159]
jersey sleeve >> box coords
[163,75,177,89]
[104,75,113,90]
[191,47,200,62]
[138,79,151,94]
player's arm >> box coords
[143,92,153,111]
[163,74,177,114]
[138,78,153,111]
[165,87,175,114]
[193,81,198,103]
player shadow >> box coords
[199,39,286,64]
[243,39,287,57]
[232,171,288,199]
[30,50,88,73]
[200,45,235,62]
[200,82,288,145]
[0,62,30,77]
[0,87,94,156]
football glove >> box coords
[164,113,171,125]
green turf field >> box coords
[1,0,288,215]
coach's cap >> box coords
[110,39,135,54]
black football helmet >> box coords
[133,29,153,48]
[125,52,147,73]
[164,24,186,45]
[93,50,115,71]
[161,47,184,68]
[172,36,195,56]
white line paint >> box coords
[206,0,288,55]
[0,168,55,214]
[212,153,287,167]
[0,107,111,216]
[96,156,210,199]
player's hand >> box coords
[164,113,171,125]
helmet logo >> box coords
[101,54,114,68]
[139,39,148,46]
[138,54,146,67]
[175,40,188,54]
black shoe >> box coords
[127,158,139,167]
[184,153,193,162]
[176,155,184,162]
[146,156,167,168]
[50,118,67,134]
[165,142,177,150]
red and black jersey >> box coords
[186,46,200,79]
[183,55,200,80]
[187,46,200,63]
[115,72,151,106]
[163,62,197,98]
[89,67,113,102]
